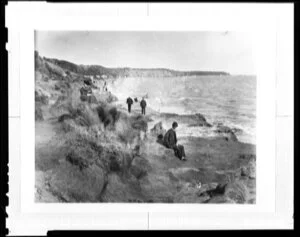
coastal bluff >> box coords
[35,50,230,79]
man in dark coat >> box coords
[140,97,147,115]
[163,122,186,161]
[126,97,134,113]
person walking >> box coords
[140,97,147,115]
[163,121,186,161]
[126,97,134,113]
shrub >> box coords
[64,132,104,169]
[35,90,49,105]
[35,103,44,121]
[130,115,148,132]
[96,105,121,128]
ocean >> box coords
[109,75,256,145]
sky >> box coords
[35,31,255,75]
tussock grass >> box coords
[35,102,44,121]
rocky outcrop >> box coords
[150,121,166,137]
[161,113,212,127]
[215,125,239,142]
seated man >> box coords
[163,122,186,161]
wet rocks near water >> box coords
[215,125,233,133]
[215,125,239,142]
[160,113,212,127]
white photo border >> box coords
[6,2,293,234]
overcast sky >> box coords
[35,31,255,75]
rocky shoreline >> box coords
[35,52,256,204]
[35,100,256,203]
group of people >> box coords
[126,96,147,115]
[126,96,186,161]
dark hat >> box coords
[172,121,178,128]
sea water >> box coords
[109,75,256,145]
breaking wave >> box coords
[108,75,256,144]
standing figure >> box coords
[140,97,147,115]
[103,81,107,92]
[126,97,134,113]
[163,122,186,161]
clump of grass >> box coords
[35,89,49,105]
[96,105,121,129]
[35,102,44,121]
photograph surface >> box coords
[34,31,256,203]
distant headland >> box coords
[35,51,230,79]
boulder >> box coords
[215,125,232,133]
[215,125,239,142]
[227,131,238,142]
[150,121,166,137]
[240,159,256,179]
[224,180,249,203]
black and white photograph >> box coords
[5,2,294,233]
[34,31,256,204]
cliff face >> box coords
[35,51,230,79]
